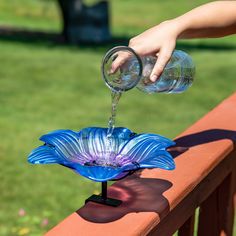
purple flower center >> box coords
[75,150,131,168]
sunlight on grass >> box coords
[0,0,236,235]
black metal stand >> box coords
[85,181,122,207]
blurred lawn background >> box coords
[0,0,236,235]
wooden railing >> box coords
[46,93,236,236]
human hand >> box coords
[111,20,181,82]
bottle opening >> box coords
[101,46,143,92]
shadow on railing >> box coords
[77,177,172,223]
[169,129,236,158]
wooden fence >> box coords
[45,93,236,236]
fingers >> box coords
[150,49,172,82]
[110,51,133,74]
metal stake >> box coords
[85,181,122,207]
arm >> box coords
[176,1,236,39]
[124,1,236,81]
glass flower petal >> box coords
[28,127,175,182]
[117,133,175,169]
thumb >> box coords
[150,49,172,82]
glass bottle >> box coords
[102,46,195,94]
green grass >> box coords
[0,0,235,235]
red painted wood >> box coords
[46,93,236,236]
[198,170,236,236]
[148,151,235,236]
[178,214,195,236]
[198,186,219,236]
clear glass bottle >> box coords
[102,46,195,94]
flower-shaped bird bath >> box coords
[28,127,175,207]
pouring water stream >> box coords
[104,91,122,165]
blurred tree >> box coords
[57,0,111,44]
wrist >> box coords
[169,17,190,39]
[160,19,186,39]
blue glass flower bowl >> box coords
[28,127,175,182]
